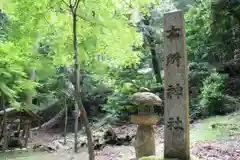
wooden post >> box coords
[24,120,30,148]
[163,10,190,160]
[18,119,22,145]
[18,119,21,134]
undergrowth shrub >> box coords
[103,63,163,120]
[103,82,138,120]
[199,72,236,116]
[188,62,211,120]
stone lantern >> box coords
[130,92,162,158]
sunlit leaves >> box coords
[0,58,36,108]
[47,0,149,70]
[0,0,153,109]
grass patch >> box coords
[190,111,240,141]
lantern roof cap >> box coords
[130,92,162,107]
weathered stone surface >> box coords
[130,92,162,106]
[163,10,190,160]
[134,125,156,158]
[131,115,160,125]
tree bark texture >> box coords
[151,48,162,84]
[64,95,68,145]
[73,101,79,153]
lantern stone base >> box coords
[134,125,156,158]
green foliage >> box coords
[102,1,176,118]
[188,62,211,88]
[185,0,240,62]
[188,62,212,119]
[104,0,239,120]
[184,0,213,62]
[0,0,239,122]
[184,0,239,119]
[0,0,153,115]
[199,73,235,116]
[188,65,236,119]
[0,41,37,108]
[210,0,240,60]
[103,65,158,116]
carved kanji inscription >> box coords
[165,25,181,38]
[166,83,183,99]
[166,52,182,67]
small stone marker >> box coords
[163,10,190,160]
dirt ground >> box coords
[24,122,240,160]
[3,113,240,160]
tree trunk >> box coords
[73,101,79,152]
[64,95,68,145]
[39,107,66,131]
[71,3,95,159]
[2,93,7,152]
[142,17,162,85]
[74,91,94,159]
[150,48,162,84]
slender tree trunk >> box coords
[61,0,94,158]
[72,10,80,153]
[71,6,95,159]
[73,91,94,159]
[64,95,68,145]
[2,93,7,152]
[150,48,162,84]
[142,17,162,85]
[73,101,79,152]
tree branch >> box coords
[76,14,108,28]
[43,16,58,34]
[62,0,71,8]
[74,0,81,9]
[123,0,133,9]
